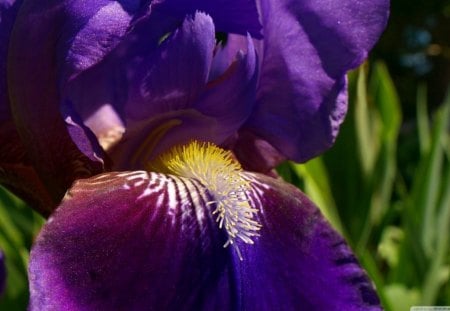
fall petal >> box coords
[29,171,380,310]
[236,173,381,310]
[29,171,235,310]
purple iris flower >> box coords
[1,0,389,309]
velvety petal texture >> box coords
[7,0,107,203]
[30,171,380,310]
[239,0,390,163]
[0,0,55,214]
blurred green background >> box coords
[1,0,450,310]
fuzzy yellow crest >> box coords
[151,141,261,259]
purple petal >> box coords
[232,130,286,173]
[0,121,55,215]
[194,34,258,139]
[59,1,139,83]
[209,34,250,81]
[7,0,107,201]
[0,0,56,214]
[64,57,128,152]
[242,0,389,163]
[109,110,236,170]
[65,7,182,128]
[62,108,109,166]
[153,0,262,38]
[109,15,258,169]
[30,171,380,309]
[125,12,215,120]
[239,173,381,310]
[29,171,234,310]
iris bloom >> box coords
[1,0,389,309]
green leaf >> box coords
[0,187,44,310]
[290,159,344,235]
[384,284,421,311]
[416,84,431,155]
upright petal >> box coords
[30,171,380,310]
[124,12,216,120]
[58,0,139,83]
[64,7,182,151]
[7,0,116,202]
[108,14,259,169]
[153,0,262,38]
[241,0,390,163]
[1,0,55,214]
[195,35,258,139]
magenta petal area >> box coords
[29,171,234,310]
[29,171,380,310]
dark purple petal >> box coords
[30,171,380,310]
[8,0,106,202]
[238,173,381,310]
[242,0,389,163]
[0,121,55,215]
[64,57,128,152]
[0,0,56,214]
[60,102,111,167]
[29,171,234,310]
[153,0,262,38]
[0,0,21,123]
[232,130,286,174]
